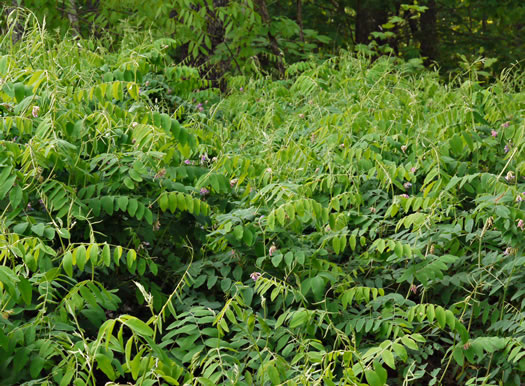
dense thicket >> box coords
[2,0,524,77]
[0,7,524,386]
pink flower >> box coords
[403,182,412,190]
[269,244,277,256]
[239,87,244,92]
[516,194,524,202]
[339,143,345,148]
[501,121,510,128]
[184,160,191,165]
[491,130,498,138]
[401,194,409,199]
[410,167,417,173]
[410,284,418,294]
[32,106,40,118]
[503,247,513,256]
[200,188,209,196]
[505,171,515,182]
[250,272,261,281]
[517,219,525,231]
[230,178,238,187]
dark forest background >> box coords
[2,0,524,78]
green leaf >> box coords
[168,193,178,213]
[117,196,128,212]
[0,166,15,200]
[445,310,456,330]
[18,277,32,305]
[14,82,25,103]
[31,223,45,237]
[96,353,116,380]
[271,252,283,267]
[453,347,464,366]
[13,222,29,235]
[365,369,383,386]
[29,356,45,378]
[267,365,280,385]
[233,225,244,240]
[102,244,111,267]
[435,306,446,329]
[123,176,134,189]
[311,276,325,299]
[75,246,87,271]
[0,266,19,296]
[63,251,73,276]
[401,335,418,350]
[127,249,137,269]
[373,360,387,385]
[381,349,395,369]
[101,196,114,215]
[276,207,286,226]
[284,251,294,267]
[392,342,407,361]
[159,193,169,211]
[9,184,23,209]
[123,316,153,338]
[289,310,308,329]
[128,199,138,217]
[426,304,435,323]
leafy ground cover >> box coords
[0,20,525,386]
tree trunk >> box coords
[297,0,304,42]
[355,0,389,45]
[67,0,81,37]
[254,0,285,76]
[419,0,438,63]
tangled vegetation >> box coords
[0,15,524,386]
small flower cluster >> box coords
[517,219,525,231]
[154,168,167,179]
[401,145,408,153]
[32,106,40,118]
[400,194,409,199]
[403,182,412,190]
[491,130,498,138]
[269,244,277,256]
[200,188,209,196]
[250,272,261,281]
[516,192,525,202]
[505,171,515,183]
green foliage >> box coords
[0,14,525,386]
